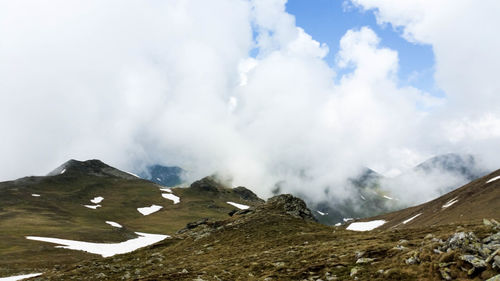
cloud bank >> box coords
[1,0,499,205]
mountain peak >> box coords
[47,159,138,180]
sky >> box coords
[1,0,499,204]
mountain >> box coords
[358,168,500,230]
[138,164,184,187]
[310,168,400,225]
[31,180,500,280]
[310,153,490,225]
[1,159,499,280]
[414,153,487,181]
[0,160,262,278]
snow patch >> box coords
[442,197,459,208]
[137,205,162,215]
[360,195,366,201]
[346,220,386,231]
[26,232,169,258]
[31,194,40,197]
[486,176,500,184]
[343,218,354,222]
[60,169,66,174]
[124,171,139,178]
[90,196,104,204]
[105,221,122,228]
[383,195,393,200]
[403,213,422,224]
[334,222,342,226]
[226,201,250,210]
[316,210,327,216]
[83,205,101,209]
[0,273,43,281]
[161,193,180,204]
[159,187,172,193]
[156,177,161,181]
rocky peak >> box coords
[265,194,317,222]
[233,186,264,203]
[189,176,226,192]
[47,159,138,180]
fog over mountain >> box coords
[1,0,499,205]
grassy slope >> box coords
[34,198,499,281]
[0,169,261,277]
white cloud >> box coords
[0,0,498,207]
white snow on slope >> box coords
[227,201,250,210]
[159,187,172,193]
[124,171,139,178]
[31,194,40,197]
[162,193,180,204]
[343,218,354,222]
[316,210,326,216]
[156,177,161,181]
[137,205,162,215]
[105,221,122,228]
[383,195,393,200]
[90,196,104,204]
[346,220,386,231]
[83,205,101,209]
[403,213,422,224]
[60,169,66,174]
[442,197,458,208]
[486,176,500,184]
[0,273,43,281]
[26,232,169,257]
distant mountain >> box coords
[414,153,488,182]
[311,168,401,225]
[347,168,500,230]
[138,164,184,186]
[0,160,262,278]
[309,153,490,225]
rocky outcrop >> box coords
[189,176,224,193]
[264,194,318,222]
[233,186,264,203]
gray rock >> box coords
[439,268,452,280]
[356,258,375,264]
[350,267,361,277]
[265,194,317,222]
[459,254,487,268]
[405,256,419,265]
[486,274,500,281]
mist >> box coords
[1,0,499,206]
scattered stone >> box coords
[424,234,435,239]
[486,249,500,263]
[356,258,375,264]
[350,267,360,277]
[493,256,500,269]
[95,273,107,279]
[460,254,487,269]
[393,245,407,251]
[486,274,500,281]
[273,262,286,268]
[354,251,365,259]
[484,218,493,226]
[405,256,419,265]
[181,269,189,274]
[439,267,452,280]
